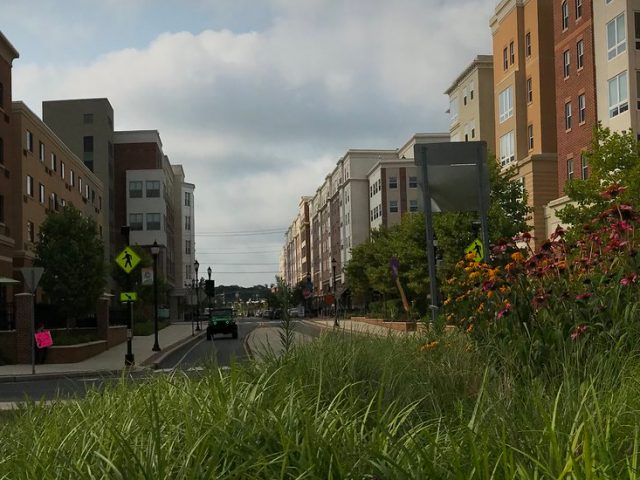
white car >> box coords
[288,306,304,318]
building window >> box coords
[609,71,629,118]
[470,81,474,100]
[463,86,468,106]
[185,215,191,230]
[39,142,45,162]
[85,184,89,199]
[581,154,589,179]
[635,12,640,49]
[577,40,584,69]
[185,240,192,254]
[70,170,74,187]
[129,213,143,231]
[184,191,191,206]
[26,175,34,197]
[146,213,161,231]
[389,176,398,189]
[83,136,94,170]
[561,1,569,30]
[499,86,513,123]
[0,195,4,224]
[449,96,458,122]
[567,158,574,181]
[0,81,3,109]
[607,13,627,60]
[578,94,586,123]
[129,181,143,198]
[26,131,33,153]
[565,102,573,130]
[637,70,640,109]
[146,180,160,197]
[525,32,531,57]
[83,113,93,124]
[576,0,582,19]
[61,161,65,179]
[528,125,534,150]
[50,152,57,172]
[409,200,418,212]
[509,41,515,64]
[409,176,417,188]
[563,50,571,78]
[527,77,533,103]
[0,137,3,165]
[27,221,34,243]
[470,120,476,139]
[499,131,515,166]
[39,184,45,204]
[389,200,398,213]
[503,47,508,70]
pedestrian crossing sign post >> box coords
[115,246,141,274]
[119,291,138,303]
[465,238,484,263]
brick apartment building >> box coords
[0,32,19,322]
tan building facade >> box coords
[446,55,496,155]
[491,0,558,245]
[593,0,639,135]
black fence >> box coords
[34,304,97,329]
[109,308,129,326]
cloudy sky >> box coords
[2,0,495,287]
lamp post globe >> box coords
[194,260,201,331]
[151,240,161,351]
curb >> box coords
[141,330,207,369]
[0,367,136,384]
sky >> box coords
[2,0,495,287]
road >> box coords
[0,318,322,403]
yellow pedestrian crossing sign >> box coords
[115,246,141,274]
[465,238,484,263]
[119,291,138,302]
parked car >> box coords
[288,306,305,318]
[206,308,238,340]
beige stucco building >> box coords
[491,0,559,245]
[445,55,496,155]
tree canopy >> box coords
[35,205,106,326]
[559,125,640,229]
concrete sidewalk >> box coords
[0,322,205,381]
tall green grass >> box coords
[2,329,640,478]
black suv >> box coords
[206,308,238,340]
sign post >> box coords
[116,239,141,366]
[414,141,490,323]
[20,267,44,375]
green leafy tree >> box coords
[559,125,640,230]
[35,205,106,327]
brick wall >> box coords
[553,0,596,196]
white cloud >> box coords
[9,0,495,286]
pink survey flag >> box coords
[35,330,53,349]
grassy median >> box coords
[1,329,640,478]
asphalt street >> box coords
[0,318,323,403]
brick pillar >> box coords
[96,296,111,344]
[15,293,34,364]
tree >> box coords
[35,205,106,328]
[558,125,640,229]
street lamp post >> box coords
[151,240,161,352]
[207,266,213,311]
[331,257,339,327]
[194,260,201,331]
